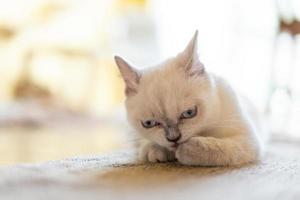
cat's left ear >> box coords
[177,30,205,76]
[114,56,141,96]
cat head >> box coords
[115,31,217,150]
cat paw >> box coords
[175,137,202,165]
[139,144,174,163]
[147,145,168,163]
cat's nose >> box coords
[167,134,181,143]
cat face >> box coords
[115,31,215,150]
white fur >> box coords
[115,31,265,166]
[139,75,263,166]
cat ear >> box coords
[177,30,205,76]
[114,56,141,96]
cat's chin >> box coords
[167,144,179,152]
[167,147,177,152]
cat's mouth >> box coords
[171,143,179,148]
[168,138,189,150]
[169,142,180,151]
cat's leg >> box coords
[138,142,176,163]
[175,136,260,166]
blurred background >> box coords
[0,0,299,165]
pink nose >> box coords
[166,134,181,142]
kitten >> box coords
[114,31,264,166]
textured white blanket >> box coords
[1,142,300,200]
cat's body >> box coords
[115,31,265,166]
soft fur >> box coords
[114,31,264,166]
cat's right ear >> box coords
[177,30,205,76]
[114,56,141,96]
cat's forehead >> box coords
[126,57,209,119]
[130,72,197,118]
[141,67,187,98]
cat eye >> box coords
[180,106,197,119]
[141,120,160,129]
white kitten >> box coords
[115,31,264,166]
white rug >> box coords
[1,141,300,200]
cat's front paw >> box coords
[175,137,203,165]
[147,145,168,163]
[140,144,175,163]
[139,144,170,163]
